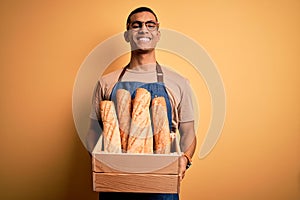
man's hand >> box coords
[179,155,188,181]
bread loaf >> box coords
[152,96,171,154]
[99,100,122,153]
[127,88,153,153]
[116,89,131,152]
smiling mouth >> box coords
[137,37,151,42]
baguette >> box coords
[116,89,131,152]
[99,100,122,153]
[127,88,153,153]
[152,96,171,154]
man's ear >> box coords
[124,31,130,42]
[157,30,161,41]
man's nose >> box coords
[138,23,149,33]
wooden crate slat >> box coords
[93,172,180,193]
[92,153,180,174]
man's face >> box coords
[125,11,160,51]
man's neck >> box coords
[129,49,157,71]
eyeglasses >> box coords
[127,20,159,32]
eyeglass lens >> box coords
[130,21,158,31]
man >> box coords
[86,7,196,200]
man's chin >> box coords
[131,43,155,50]
[133,47,155,53]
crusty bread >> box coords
[100,100,122,153]
[127,88,153,153]
[152,97,171,154]
[116,89,131,152]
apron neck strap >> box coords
[118,62,164,83]
[156,62,164,83]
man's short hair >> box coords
[126,7,158,30]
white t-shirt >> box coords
[90,65,194,131]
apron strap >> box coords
[118,63,164,83]
[156,62,164,83]
[118,64,129,81]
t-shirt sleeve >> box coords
[89,70,121,121]
[178,78,195,122]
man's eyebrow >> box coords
[130,20,157,23]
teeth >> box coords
[138,37,150,42]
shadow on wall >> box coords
[64,130,98,200]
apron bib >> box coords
[110,63,173,132]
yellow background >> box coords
[1,0,299,200]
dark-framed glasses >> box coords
[128,20,159,32]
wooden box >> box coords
[92,152,181,193]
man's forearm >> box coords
[179,121,197,159]
[181,136,196,159]
[178,121,196,180]
[86,119,101,153]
